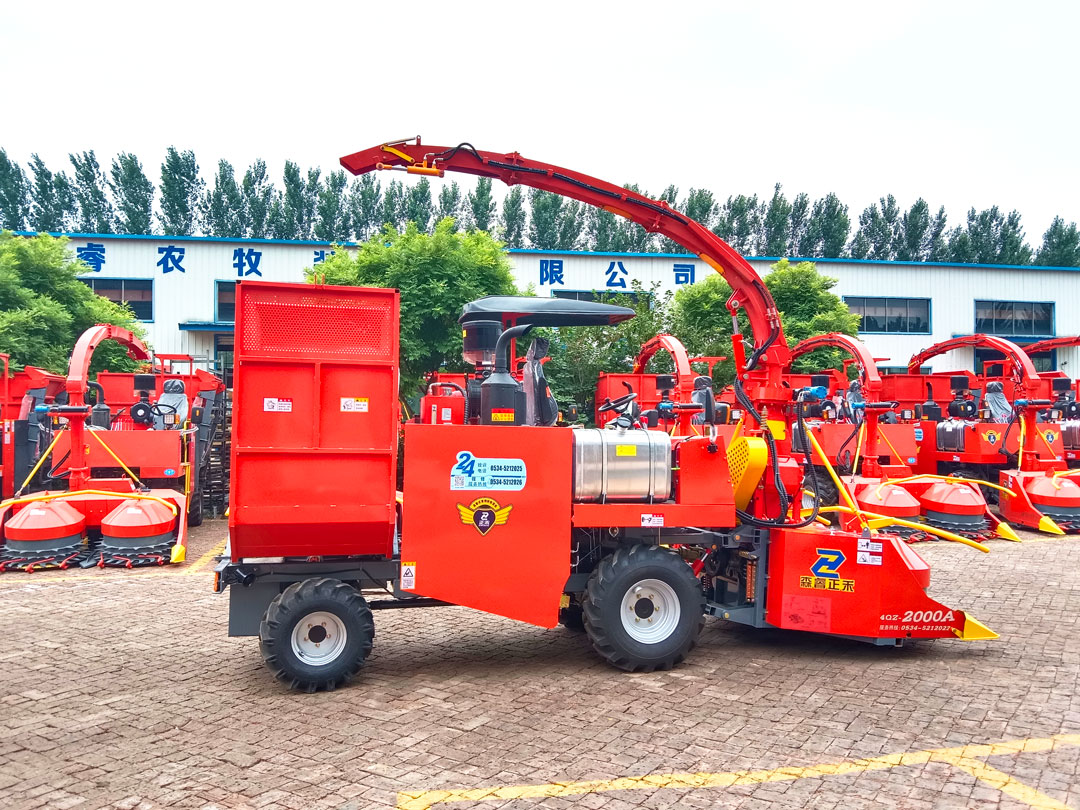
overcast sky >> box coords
[3,1,1076,240]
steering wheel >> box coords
[151,402,179,415]
[599,391,638,414]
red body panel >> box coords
[401,424,571,627]
[766,527,964,639]
[229,281,400,560]
[51,430,184,480]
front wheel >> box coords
[582,544,704,672]
[259,578,374,692]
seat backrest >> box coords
[154,380,189,429]
[522,338,558,426]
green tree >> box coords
[313,169,350,242]
[850,195,899,261]
[465,177,496,232]
[616,184,656,253]
[926,206,949,262]
[805,193,850,258]
[109,152,154,234]
[1035,217,1080,267]
[203,160,246,237]
[379,180,405,231]
[0,149,30,230]
[714,193,761,255]
[894,198,930,262]
[306,220,517,389]
[158,148,203,236]
[68,151,114,233]
[436,181,463,231]
[947,206,1033,265]
[29,155,76,232]
[0,233,144,372]
[528,190,583,250]
[789,192,812,256]
[586,205,621,251]
[657,185,680,252]
[302,168,322,238]
[241,159,274,239]
[761,184,792,257]
[499,186,527,247]
[684,188,717,230]
[403,178,434,232]
[347,174,382,241]
[402,178,433,232]
[280,161,308,239]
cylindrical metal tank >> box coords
[572,428,671,502]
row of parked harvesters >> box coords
[213,137,1034,693]
[0,326,227,571]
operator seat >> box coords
[690,376,717,424]
[522,337,558,426]
[984,381,1012,422]
[154,379,189,430]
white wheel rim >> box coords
[620,578,681,644]
[290,611,348,666]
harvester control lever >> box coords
[855,401,900,410]
[35,404,90,416]
[1016,399,1052,407]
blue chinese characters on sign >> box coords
[76,243,106,272]
[539,259,564,286]
[313,249,336,265]
[605,260,629,288]
[233,247,263,277]
[157,245,186,273]
[673,262,695,285]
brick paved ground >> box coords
[1,523,1078,809]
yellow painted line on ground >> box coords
[397,733,1080,810]
[0,538,226,585]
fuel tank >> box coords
[572,428,671,502]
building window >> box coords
[976,347,1055,375]
[216,281,237,322]
[843,297,930,334]
[975,300,1053,337]
[551,289,651,307]
[879,366,931,375]
[81,278,153,321]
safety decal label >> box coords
[263,397,293,412]
[857,539,883,553]
[450,451,527,491]
[856,551,883,566]
[401,561,416,590]
[340,397,369,412]
[616,445,638,457]
[640,513,664,527]
[441,407,452,422]
[490,408,515,422]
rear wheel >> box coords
[259,578,374,692]
[802,467,839,520]
[582,544,704,672]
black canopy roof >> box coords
[459,296,635,328]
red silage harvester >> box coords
[786,333,1018,544]
[215,138,997,693]
[0,326,227,571]
[905,336,1080,534]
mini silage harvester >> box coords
[781,332,1019,544]
[215,137,997,693]
[0,325,226,571]
[904,335,1080,534]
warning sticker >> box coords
[640,513,664,527]
[490,409,515,422]
[857,539,883,553]
[857,551,883,566]
[263,397,293,412]
[340,397,369,412]
[440,407,452,422]
[616,445,638,457]
[401,561,416,590]
[450,451,527,491]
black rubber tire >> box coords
[559,603,586,632]
[582,544,704,672]
[187,483,204,528]
[802,467,839,522]
[259,578,374,692]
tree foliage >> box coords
[158,148,204,236]
[203,160,245,238]
[305,220,517,389]
[1035,217,1080,267]
[0,149,30,231]
[29,155,76,232]
[0,233,145,373]
[109,153,154,234]
[69,151,114,234]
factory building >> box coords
[44,232,1080,383]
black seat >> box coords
[523,338,559,426]
[690,376,717,425]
